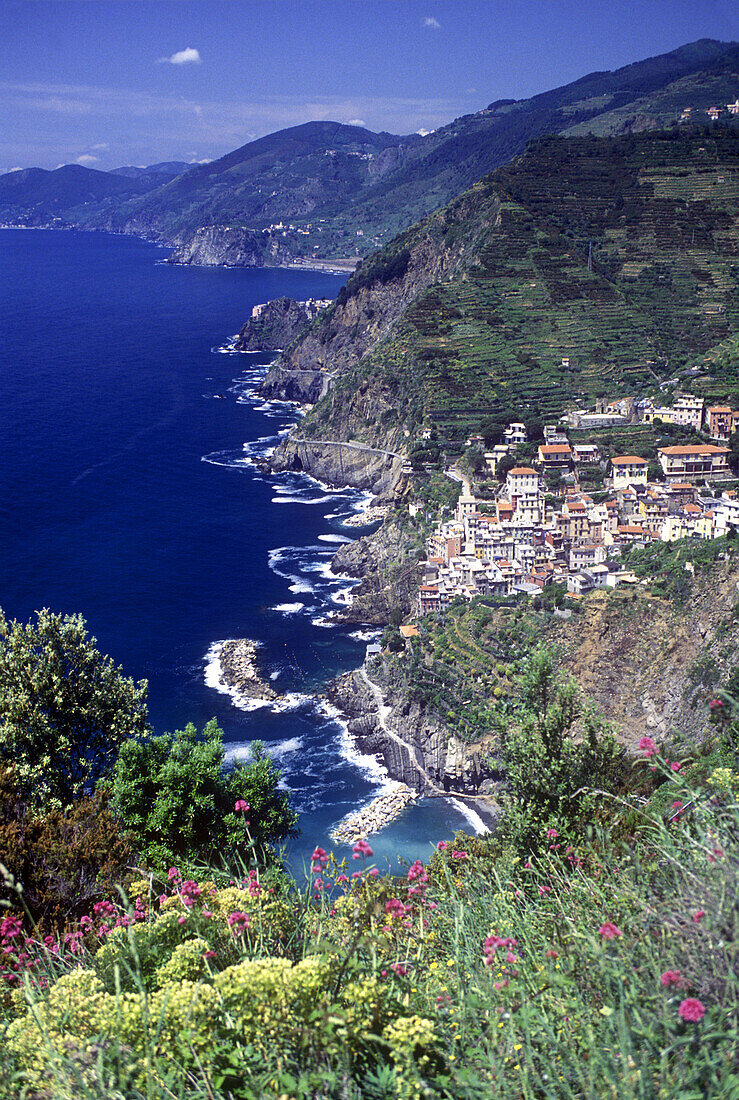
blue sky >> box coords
[2,0,737,173]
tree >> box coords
[501,648,625,850]
[111,720,298,871]
[0,609,149,808]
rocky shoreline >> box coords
[330,784,419,843]
[217,638,278,703]
[340,505,389,529]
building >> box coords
[610,455,649,489]
[573,443,600,464]
[658,445,731,482]
[538,443,572,472]
[504,422,527,445]
[706,406,734,441]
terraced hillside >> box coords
[280,127,738,447]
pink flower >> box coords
[390,962,408,977]
[678,998,706,1022]
[0,916,23,940]
[638,736,657,758]
[436,840,448,850]
[177,915,187,925]
[598,922,622,940]
[227,911,251,935]
[546,828,558,839]
[670,762,683,773]
[203,950,217,960]
[545,949,558,959]
[709,698,724,710]
[167,867,181,882]
[693,910,706,923]
[352,839,373,859]
[451,850,468,860]
[93,900,115,919]
[660,969,682,987]
[234,800,250,812]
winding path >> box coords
[358,666,445,795]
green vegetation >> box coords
[622,534,739,601]
[111,722,298,872]
[300,126,739,452]
[0,609,148,808]
[0,660,737,1098]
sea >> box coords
[1,228,481,875]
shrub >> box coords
[111,720,298,871]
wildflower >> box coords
[709,698,724,710]
[538,885,551,896]
[167,867,181,882]
[336,873,349,884]
[227,911,251,935]
[598,922,622,940]
[660,969,681,987]
[546,828,558,839]
[451,849,468,860]
[352,839,373,859]
[693,910,706,923]
[234,799,250,812]
[93,900,115,919]
[390,962,408,977]
[437,840,448,850]
[180,880,202,901]
[678,998,706,1022]
[203,950,217,960]
[494,980,509,990]
[638,736,657,757]
[177,916,187,925]
[0,916,23,940]
[201,909,213,919]
[670,762,683,773]
[311,846,329,872]
[545,949,559,959]
[368,867,379,877]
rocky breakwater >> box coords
[330,785,418,844]
[326,663,500,830]
[216,638,278,703]
[270,437,406,503]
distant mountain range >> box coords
[1,38,737,269]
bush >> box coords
[0,765,133,931]
[0,609,149,809]
[111,720,298,872]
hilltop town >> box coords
[415,392,739,613]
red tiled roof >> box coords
[611,455,648,465]
[659,445,729,456]
[508,467,537,475]
[539,444,572,455]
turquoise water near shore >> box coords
[1,229,479,874]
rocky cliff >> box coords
[330,513,421,624]
[235,298,316,352]
[168,226,296,267]
[325,664,500,821]
[270,437,407,502]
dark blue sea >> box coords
[1,229,478,873]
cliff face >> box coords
[325,666,499,801]
[235,298,314,352]
[552,565,739,744]
[167,226,296,267]
[330,514,421,624]
[270,438,407,502]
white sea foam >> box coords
[317,534,353,544]
[331,585,355,605]
[311,615,337,628]
[448,798,490,836]
[272,602,305,614]
[348,629,382,642]
[271,495,335,505]
[319,700,398,793]
[203,641,274,712]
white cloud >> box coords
[416,128,433,136]
[91,142,109,151]
[423,17,441,29]
[76,153,99,164]
[347,118,367,127]
[189,157,213,164]
[158,47,201,65]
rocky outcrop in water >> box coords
[217,639,278,702]
[270,437,407,503]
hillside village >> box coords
[415,392,739,613]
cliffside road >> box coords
[359,667,445,795]
[289,437,405,462]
